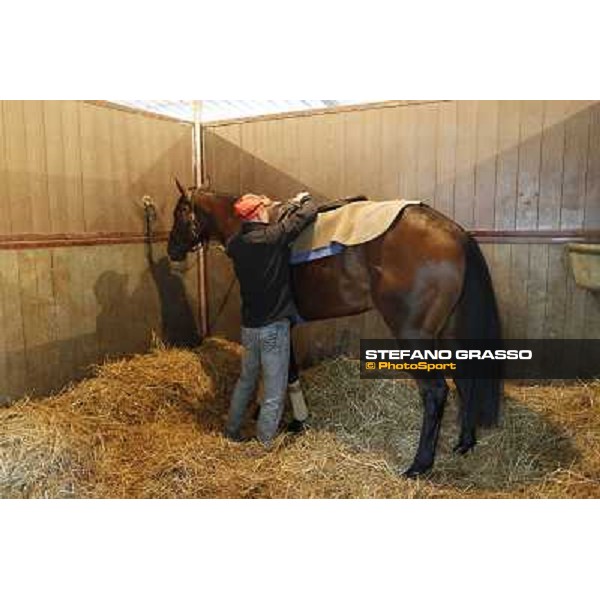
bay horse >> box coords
[167,180,502,477]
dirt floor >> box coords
[0,338,598,499]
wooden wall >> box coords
[0,100,192,235]
[0,242,201,402]
[0,101,196,402]
[203,101,600,364]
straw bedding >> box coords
[0,338,598,498]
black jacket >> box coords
[226,200,318,328]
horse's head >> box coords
[167,178,216,262]
[167,179,283,262]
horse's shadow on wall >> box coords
[0,248,202,404]
[94,245,201,362]
[145,254,201,348]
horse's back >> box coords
[291,202,468,323]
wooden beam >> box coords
[0,231,169,250]
[84,100,194,124]
[192,100,209,338]
[1,229,598,251]
[204,100,451,128]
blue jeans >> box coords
[225,320,291,447]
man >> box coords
[224,191,319,448]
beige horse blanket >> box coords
[291,199,420,255]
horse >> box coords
[167,179,502,477]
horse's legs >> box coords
[381,322,450,477]
[406,373,449,477]
[287,332,309,431]
[452,378,477,454]
[393,332,449,477]
[372,280,459,476]
[288,341,300,384]
[365,206,467,475]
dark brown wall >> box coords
[203,101,600,363]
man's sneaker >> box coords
[286,419,307,434]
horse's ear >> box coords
[174,177,188,197]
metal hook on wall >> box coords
[142,195,158,265]
[142,196,157,241]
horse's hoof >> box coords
[403,463,432,479]
[287,419,307,434]
[453,441,477,455]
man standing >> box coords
[224,192,318,448]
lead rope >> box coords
[206,242,238,334]
[142,195,157,263]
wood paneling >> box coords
[0,100,193,236]
[0,101,195,401]
[61,101,87,232]
[398,104,419,201]
[24,101,52,234]
[81,103,108,231]
[0,242,200,401]
[297,112,319,198]
[44,101,69,233]
[343,110,364,198]
[0,107,9,235]
[204,100,600,362]
[435,101,457,217]
[213,124,241,196]
[205,245,241,343]
[111,108,135,231]
[586,103,600,229]
[3,101,33,234]
[494,101,521,231]
[416,102,438,202]
[474,101,498,229]
[0,251,26,401]
[380,106,401,201]
[454,100,478,228]
[562,102,593,229]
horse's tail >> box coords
[453,235,503,427]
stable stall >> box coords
[1,99,599,499]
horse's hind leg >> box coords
[372,275,458,476]
[372,282,459,476]
[378,315,451,477]
[287,338,309,432]
[452,378,478,454]
[406,373,449,477]
[365,206,466,476]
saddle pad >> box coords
[291,199,421,255]
[289,242,346,265]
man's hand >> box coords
[290,191,312,207]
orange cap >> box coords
[234,194,267,220]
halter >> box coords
[188,191,231,253]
